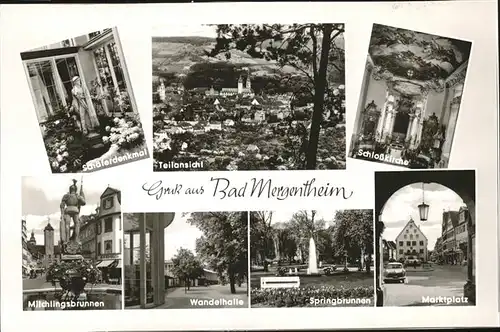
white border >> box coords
[0,2,498,331]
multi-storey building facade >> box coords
[80,210,99,260]
[22,219,32,275]
[95,187,122,272]
[382,239,397,262]
[395,218,428,262]
[455,206,469,263]
[440,207,469,264]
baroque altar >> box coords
[359,83,427,151]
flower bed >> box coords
[43,113,86,173]
[46,259,101,296]
[251,285,374,307]
[102,115,145,151]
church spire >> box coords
[28,229,36,245]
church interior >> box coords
[350,24,472,169]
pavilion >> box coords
[123,212,174,308]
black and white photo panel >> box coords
[152,24,346,171]
[349,24,472,169]
[21,27,149,173]
[250,209,375,308]
[374,170,476,307]
[22,175,123,311]
[123,211,249,309]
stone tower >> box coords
[158,81,166,102]
[246,71,251,90]
[44,221,55,267]
[237,75,243,94]
[28,230,36,246]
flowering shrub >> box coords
[48,141,72,173]
[102,116,144,150]
[251,285,374,307]
[46,259,101,294]
[43,114,85,173]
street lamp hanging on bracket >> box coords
[418,182,429,221]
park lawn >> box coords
[250,270,374,289]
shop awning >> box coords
[115,260,122,269]
[96,259,116,268]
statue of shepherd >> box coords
[60,178,86,254]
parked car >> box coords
[323,265,337,275]
[384,262,406,283]
[405,257,421,266]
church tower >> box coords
[28,230,36,246]
[44,221,55,267]
[237,75,243,94]
[246,72,251,90]
[158,80,166,102]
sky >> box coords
[22,175,120,245]
[152,24,344,49]
[123,212,203,261]
[152,24,217,38]
[264,210,337,229]
[163,213,203,260]
[381,182,465,250]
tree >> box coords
[250,211,275,271]
[316,227,335,262]
[276,227,298,264]
[333,210,374,273]
[287,210,325,263]
[188,212,248,294]
[170,248,204,293]
[183,62,241,90]
[206,23,345,169]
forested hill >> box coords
[152,36,214,46]
[152,34,345,84]
[152,36,296,75]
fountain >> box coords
[33,178,105,310]
[307,237,319,275]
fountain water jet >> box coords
[307,237,319,274]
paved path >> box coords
[157,283,248,309]
[23,276,121,291]
[23,275,122,310]
[384,264,471,306]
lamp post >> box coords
[418,182,429,221]
[343,249,349,271]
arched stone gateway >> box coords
[374,170,475,306]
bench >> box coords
[260,276,300,289]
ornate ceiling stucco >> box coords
[367,24,471,95]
